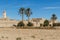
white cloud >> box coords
[43,7,60,9]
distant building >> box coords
[0,10,59,27]
[49,19,60,26]
[31,18,45,27]
[0,10,19,27]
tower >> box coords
[3,10,7,19]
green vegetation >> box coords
[25,8,32,22]
[17,7,33,28]
[17,21,25,28]
[51,14,57,27]
[27,22,33,26]
[43,20,49,26]
[16,7,58,29]
[19,8,25,22]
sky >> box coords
[0,0,60,20]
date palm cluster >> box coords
[17,7,57,28]
[17,7,33,27]
[19,7,32,22]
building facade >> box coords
[0,10,59,27]
[0,10,19,27]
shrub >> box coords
[43,20,49,26]
[17,21,25,27]
[27,22,33,26]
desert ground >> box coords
[0,27,60,40]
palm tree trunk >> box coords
[28,16,30,22]
[22,14,24,22]
[52,20,54,27]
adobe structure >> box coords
[0,10,59,40]
[0,10,59,27]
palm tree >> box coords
[25,8,32,22]
[51,14,57,26]
[19,8,25,22]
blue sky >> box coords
[0,0,60,20]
